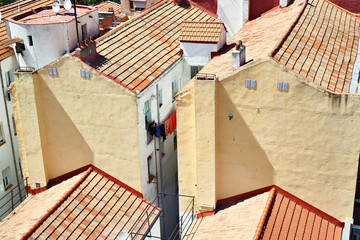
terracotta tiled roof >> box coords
[199,0,303,77]
[96,1,123,19]
[0,0,54,61]
[185,191,270,240]
[179,21,224,43]
[260,190,343,239]
[272,0,360,93]
[0,167,160,240]
[184,186,343,240]
[83,0,217,92]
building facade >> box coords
[176,0,360,222]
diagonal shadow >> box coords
[215,83,274,200]
[37,77,94,180]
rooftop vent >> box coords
[232,40,246,69]
[195,73,216,81]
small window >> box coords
[5,71,14,87]
[145,100,152,125]
[145,100,153,144]
[172,79,178,100]
[130,1,134,10]
[147,154,155,183]
[0,122,5,146]
[277,81,289,91]
[28,35,33,46]
[246,79,256,89]
[12,115,16,136]
[191,65,203,79]
[2,167,11,191]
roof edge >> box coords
[269,0,308,58]
[253,188,276,240]
[216,185,344,228]
[20,167,93,240]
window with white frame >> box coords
[172,79,178,100]
[145,100,153,144]
[0,122,5,145]
[2,167,11,190]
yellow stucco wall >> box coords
[176,88,197,212]
[177,57,360,220]
[13,55,142,192]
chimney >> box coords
[279,0,291,8]
[75,36,97,60]
[232,40,246,69]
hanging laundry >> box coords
[147,122,156,136]
[160,124,166,141]
[169,110,177,134]
[154,126,161,138]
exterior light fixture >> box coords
[228,114,233,120]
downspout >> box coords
[156,84,165,238]
[0,62,22,200]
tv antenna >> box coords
[64,0,72,11]
[52,1,60,14]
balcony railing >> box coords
[0,177,28,220]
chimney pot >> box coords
[280,0,291,7]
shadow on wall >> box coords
[215,83,274,200]
[38,77,94,180]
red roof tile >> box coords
[179,21,224,43]
[199,0,303,77]
[272,0,360,94]
[0,166,160,240]
[82,0,217,92]
[0,0,54,61]
[184,186,343,240]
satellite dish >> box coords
[64,0,72,11]
[52,1,60,14]
[118,232,131,240]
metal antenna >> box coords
[73,0,80,45]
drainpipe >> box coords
[156,84,166,238]
[0,63,22,201]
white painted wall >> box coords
[217,0,249,39]
[0,55,23,220]
[5,10,99,70]
[180,26,226,67]
[136,58,190,203]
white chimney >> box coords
[232,40,246,69]
[279,0,291,8]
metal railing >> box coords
[0,177,28,220]
[130,193,195,240]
